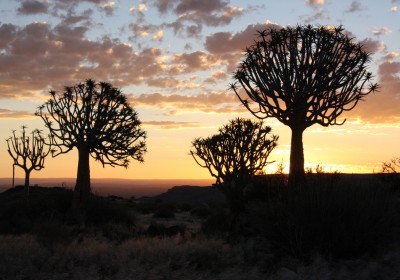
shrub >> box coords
[246,175,400,259]
[84,195,136,226]
[153,205,175,219]
[190,204,211,218]
[202,208,231,236]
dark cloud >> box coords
[17,0,49,15]
[302,9,329,23]
[205,22,282,54]
[0,21,170,98]
[50,0,114,17]
[360,38,386,54]
[176,4,244,27]
[347,56,400,123]
[60,9,93,25]
[100,1,116,16]
[204,71,229,84]
[172,51,221,71]
[128,23,160,39]
[204,22,282,72]
[345,1,364,13]
[0,24,17,49]
[148,0,244,38]
[153,0,177,13]
[175,0,228,14]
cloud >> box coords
[348,56,400,123]
[171,51,222,72]
[153,0,177,13]
[100,1,116,15]
[204,70,229,84]
[306,0,325,7]
[132,92,244,114]
[17,0,49,15]
[302,9,329,23]
[345,1,364,13]
[148,0,244,38]
[142,120,201,129]
[129,3,147,22]
[137,3,147,12]
[0,21,171,98]
[371,27,392,36]
[384,52,400,60]
[52,0,110,12]
[59,9,93,25]
[175,2,244,27]
[129,23,159,38]
[0,108,33,119]
[360,38,386,54]
[152,30,164,41]
[147,77,180,88]
[205,21,282,54]
[204,22,282,71]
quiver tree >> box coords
[36,79,147,206]
[6,126,51,204]
[190,118,278,218]
[231,25,378,186]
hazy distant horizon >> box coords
[0,178,215,198]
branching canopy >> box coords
[6,126,51,173]
[231,25,378,129]
[36,79,146,168]
[190,118,278,185]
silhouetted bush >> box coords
[190,204,211,218]
[0,186,73,235]
[178,203,193,212]
[202,208,230,235]
[246,175,400,259]
[131,200,159,214]
[84,195,136,226]
[153,204,175,219]
[0,186,136,242]
[379,157,400,188]
[145,223,186,237]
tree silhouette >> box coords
[190,118,278,218]
[382,157,400,174]
[36,79,147,206]
[231,25,378,186]
[6,126,51,204]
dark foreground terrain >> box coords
[0,173,400,279]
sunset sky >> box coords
[0,0,399,181]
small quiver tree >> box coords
[6,126,51,205]
[190,118,278,220]
[231,25,378,187]
[381,157,400,187]
[36,79,147,207]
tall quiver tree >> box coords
[231,25,378,186]
[36,79,147,207]
[6,126,51,204]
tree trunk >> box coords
[24,170,30,188]
[24,169,31,207]
[74,147,91,207]
[288,126,306,187]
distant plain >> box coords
[0,178,214,198]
